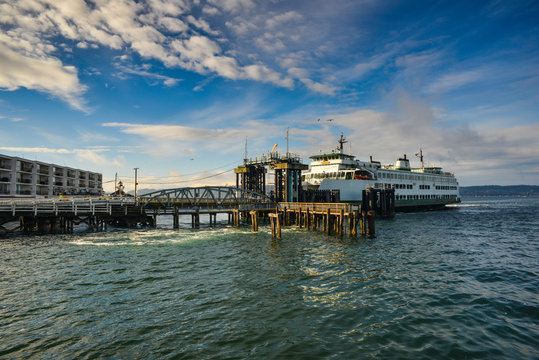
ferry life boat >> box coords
[301,136,461,210]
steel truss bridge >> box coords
[138,186,276,212]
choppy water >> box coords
[1,197,538,359]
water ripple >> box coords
[1,197,538,359]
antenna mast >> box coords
[416,148,424,168]
[286,127,289,157]
[244,136,248,163]
[338,133,347,153]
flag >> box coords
[271,144,278,153]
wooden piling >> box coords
[250,210,258,232]
[326,208,331,235]
[367,210,375,236]
[360,211,366,236]
[339,209,344,237]
[173,207,179,229]
[269,213,281,239]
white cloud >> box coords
[299,78,337,95]
[114,63,182,87]
[426,69,484,94]
[0,145,123,167]
[0,147,72,154]
[202,6,220,16]
[74,149,122,167]
[1,0,306,110]
[159,17,188,33]
[0,41,88,111]
[0,0,386,111]
[265,11,303,29]
[208,0,254,13]
[77,130,120,143]
[102,122,256,142]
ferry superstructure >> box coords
[302,135,460,210]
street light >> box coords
[134,167,139,201]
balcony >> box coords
[0,176,10,183]
[16,178,32,184]
[54,181,63,186]
[0,162,11,170]
[67,171,75,178]
[38,167,50,175]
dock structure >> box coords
[0,184,394,238]
[263,202,371,239]
[0,186,277,235]
[245,188,395,239]
[0,198,151,235]
[235,152,308,203]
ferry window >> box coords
[346,172,352,180]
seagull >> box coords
[326,118,334,122]
[317,118,321,122]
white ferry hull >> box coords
[317,179,460,210]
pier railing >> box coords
[0,197,135,217]
[279,202,360,214]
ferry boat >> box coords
[302,134,460,210]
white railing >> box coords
[0,197,136,216]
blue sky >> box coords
[1,0,538,192]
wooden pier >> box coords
[258,202,375,239]
[0,198,153,235]
[0,187,394,238]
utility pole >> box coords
[134,168,139,201]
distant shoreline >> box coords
[459,185,539,197]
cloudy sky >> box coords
[1,0,538,191]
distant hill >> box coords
[460,185,539,197]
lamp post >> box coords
[134,167,139,201]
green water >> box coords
[1,197,538,359]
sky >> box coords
[1,0,538,192]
